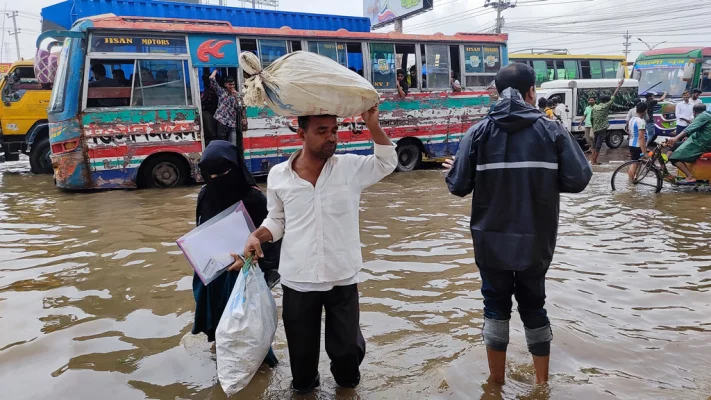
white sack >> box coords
[240,50,379,117]
[215,264,277,396]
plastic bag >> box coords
[215,260,278,396]
[34,49,58,85]
[240,50,379,117]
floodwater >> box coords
[0,151,709,400]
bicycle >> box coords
[610,143,710,193]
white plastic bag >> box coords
[240,50,379,117]
[216,263,277,396]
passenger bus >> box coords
[38,15,508,190]
[632,47,711,137]
[509,52,627,87]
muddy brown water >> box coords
[0,150,709,400]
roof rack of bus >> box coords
[509,48,570,55]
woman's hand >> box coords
[227,253,245,272]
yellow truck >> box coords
[0,59,53,173]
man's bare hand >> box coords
[442,157,455,174]
[243,234,264,261]
[227,253,245,272]
[361,106,380,128]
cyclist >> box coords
[667,104,711,183]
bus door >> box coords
[188,34,241,152]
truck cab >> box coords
[538,79,639,150]
[0,60,53,173]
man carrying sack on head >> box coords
[240,107,397,394]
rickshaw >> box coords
[610,142,711,193]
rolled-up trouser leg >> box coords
[513,267,552,356]
[525,325,553,357]
[479,268,515,352]
[483,317,510,352]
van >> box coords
[537,79,639,149]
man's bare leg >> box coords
[486,347,506,384]
[591,150,599,165]
[532,355,549,384]
[673,161,696,182]
[629,163,638,179]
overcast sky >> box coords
[3,0,706,63]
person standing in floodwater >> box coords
[443,63,592,385]
[240,107,397,394]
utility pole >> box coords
[484,0,516,34]
[7,11,19,61]
[623,30,631,60]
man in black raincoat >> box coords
[444,63,592,384]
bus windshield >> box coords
[634,62,690,97]
[49,39,72,113]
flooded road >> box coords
[0,152,709,400]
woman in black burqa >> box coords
[192,140,280,366]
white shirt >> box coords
[690,98,703,106]
[676,100,694,127]
[626,107,637,122]
[628,116,646,148]
[554,103,569,127]
[261,143,398,291]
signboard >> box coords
[90,34,187,54]
[0,63,11,78]
[634,59,688,70]
[188,35,239,67]
[364,0,434,28]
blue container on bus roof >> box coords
[41,0,371,32]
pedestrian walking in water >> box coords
[582,97,595,153]
[444,63,592,385]
[240,107,397,394]
[590,78,625,165]
[191,140,280,366]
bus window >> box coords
[450,45,461,90]
[259,40,288,67]
[347,43,364,77]
[590,60,603,78]
[602,60,616,78]
[240,39,258,56]
[370,43,396,90]
[290,41,302,52]
[307,41,348,67]
[395,44,416,90]
[463,44,494,89]
[702,64,711,92]
[86,59,135,108]
[464,45,484,73]
[132,59,191,107]
[581,60,603,79]
[532,60,548,86]
[563,60,578,79]
[483,46,501,74]
[423,44,450,90]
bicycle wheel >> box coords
[611,160,663,193]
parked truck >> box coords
[0,59,53,173]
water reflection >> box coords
[0,152,709,399]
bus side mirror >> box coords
[683,63,695,81]
[616,65,626,80]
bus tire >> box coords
[396,141,422,172]
[29,137,53,174]
[139,154,188,189]
[606,130,624,149]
